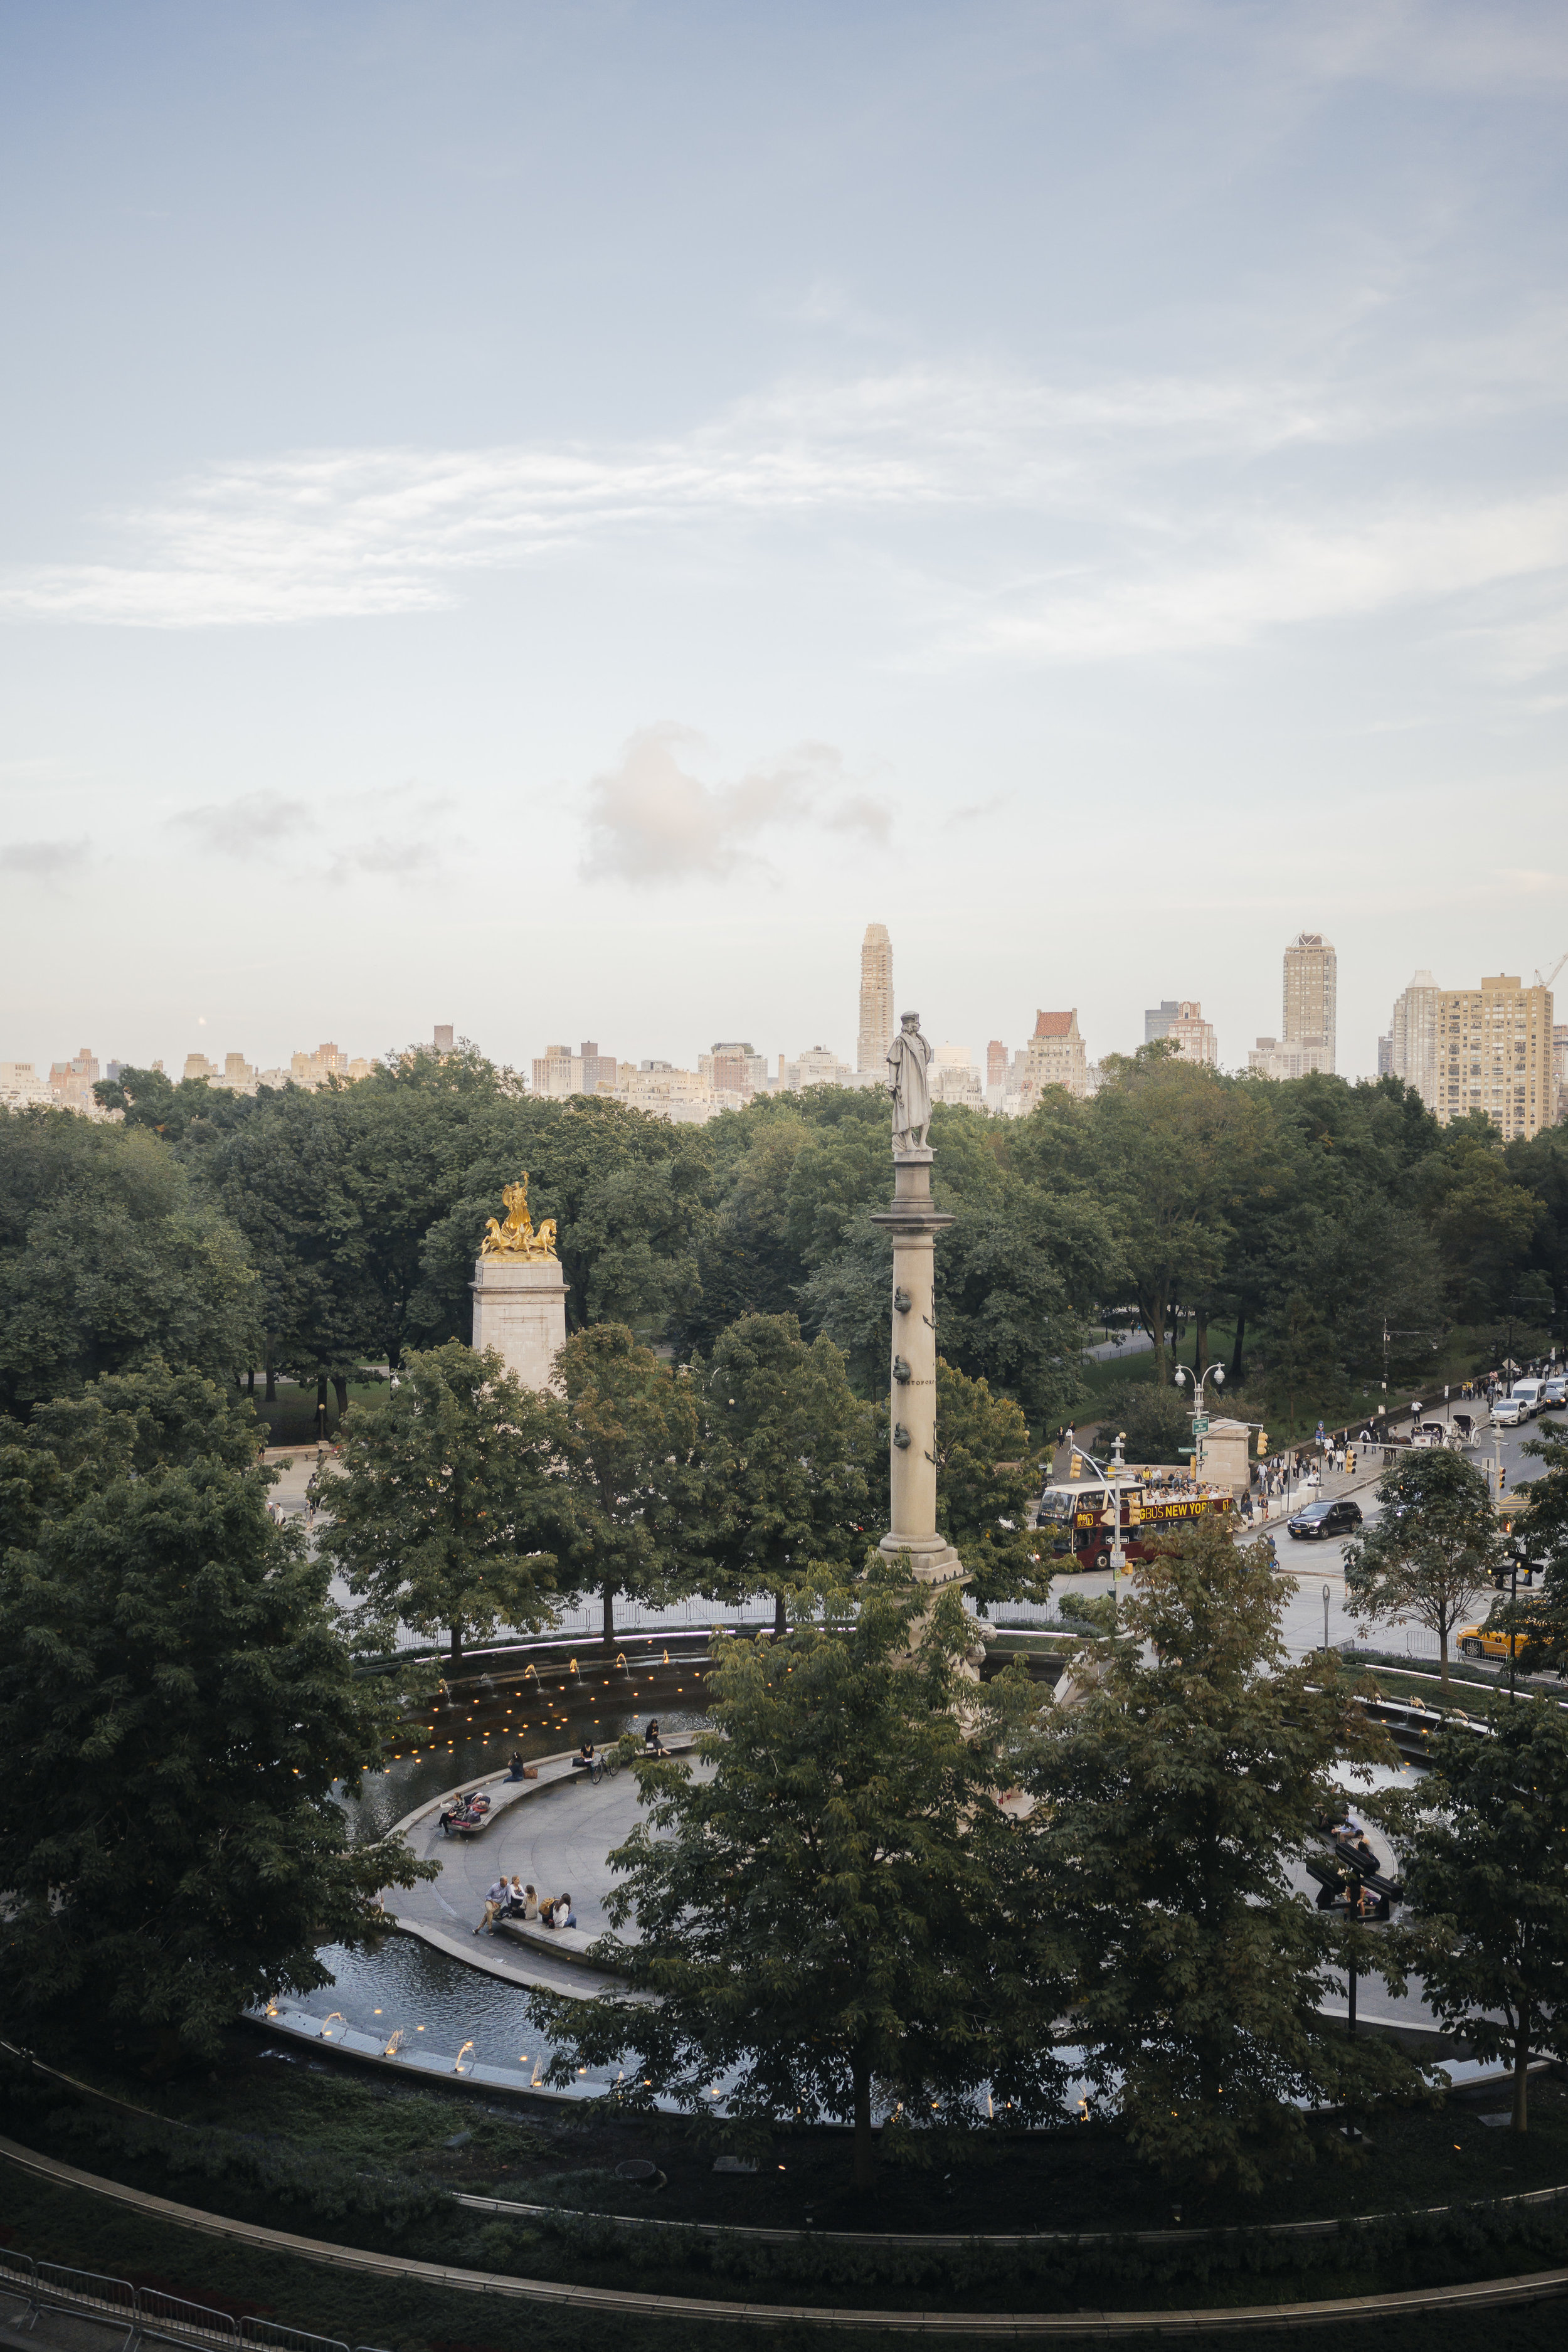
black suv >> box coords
[1287,1498,1363,1541]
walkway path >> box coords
[383,1742,707,1996]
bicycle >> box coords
[589,1747,622,1786]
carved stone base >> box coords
[470,1256,568,1392]
[878,1532,968,1591]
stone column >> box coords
[871,1148,965,1591]
[470,1256,569,1391]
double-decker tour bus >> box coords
[1034,1479,1234,1571]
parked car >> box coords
[1492,1396,1528,1428]
[1287,1497,1364,1541]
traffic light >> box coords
[1070,1453,1083,1480]
[1498,1464,1508,1495]
[1256,1429,1269,1456]
[1345,1449,1357,1476]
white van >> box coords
[1510,1380,1544,1416]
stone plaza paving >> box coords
[380,1742,709,1997]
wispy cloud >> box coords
[2,339,1565,678]
[171,789,310,855]
[581,725,882,882]
[0,835,90,884]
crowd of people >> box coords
[476,1876,577,1934]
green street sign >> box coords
[1179,1446,1196,1455]
[1192,1416,1210,1435]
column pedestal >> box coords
[870,1149,967,1593]
[470,1256,569,1391]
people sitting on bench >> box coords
[644,1719,665,1756]
[440,1791,491,1835]
[506,1880,538,1920]
[571,1741,595,1772]
[475,1875,510,1934]
[539,1890,576,1930]
[505,1752,528,1781]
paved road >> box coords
[1055,1408,1552,1665]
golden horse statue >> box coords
[480,1174,559,1261]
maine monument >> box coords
[469,1172,569,1391]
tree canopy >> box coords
[0,1361,428,2055]
[1387,1703,1568,2132]
[0,1108,260,1412]
[689,1312,878,1636]
[313,1339,561,1668]
[529,1577,1062,2189]
[1343,1449,1505,1683]
[1023,1516,1419,2193]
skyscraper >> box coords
[857,923,894,1073]
[1389,972,1441,1109]
[1144,999,1179,1042]
[1283,931,1337,1069]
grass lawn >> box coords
[244,1379,388,1447]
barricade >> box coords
[240,2321,351,2352]
[136,2282,240,2344]
[34,2259,140,2344]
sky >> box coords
[2,0,1566,1085]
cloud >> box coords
[0,835,90,883]
[327,835,445,885]
[0,359,1458,630]
[952,793,1009,824]
[581,726,875,882]
[171,789,310,855]
[2,332,1566,682]
[960,494,1568,667]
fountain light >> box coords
[319,2013,346,2040]
[454,2040,476,2075]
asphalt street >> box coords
[1057,1407,1552,1665]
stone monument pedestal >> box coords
[870,1147,967,1594]
[470,1256,568,1392]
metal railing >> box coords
[0,2247,389,2352]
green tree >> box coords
[1512,1417,1568,1677]
[1389,1705,1568,2132]
[1343,1449,1504,1686]
[551,1322,702,1650]
[1083,1053,1237,1388]
[0,1109,260,1412]
[691,1313,877,1637]
[1024,1515,1417,2194]
[528,1578,1064,2190]
[1088,1375,1193,1468]
[314,1340,561,1670]
[1421,1120,1540,1324]
[1255,1288,1341,1442]
[0,1362,428,2057]
[933,1357,1048,1613]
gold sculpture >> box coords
[479,1173,559,1261]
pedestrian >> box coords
[475,1875,510,1934]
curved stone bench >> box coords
[493,1917,618,1969]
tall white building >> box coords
[1283,931,1337,1069]
[1249,931,1336,1081]
[857,923,894,1074]
[1389,972,1442,1110]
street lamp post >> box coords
[1173,1360,1227,1480]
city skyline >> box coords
[11,914,1563,1104]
